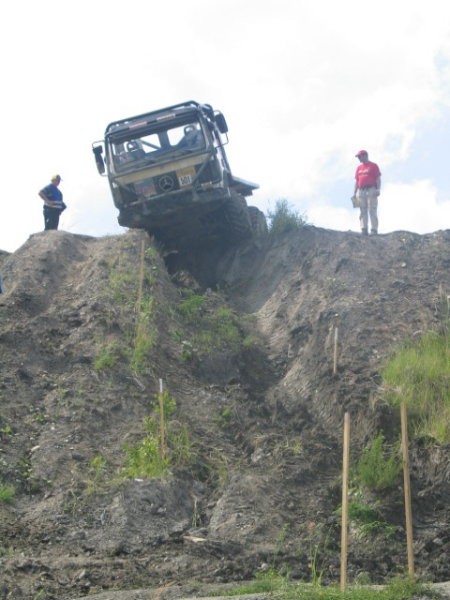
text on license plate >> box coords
[177,167,196,187]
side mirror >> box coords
[201,103,215,121]
[215,113,228,134]
[93,145,105,175]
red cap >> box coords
[355,150,368,157]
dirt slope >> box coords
[1,227,450,599]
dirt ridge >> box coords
[1,227,450,599]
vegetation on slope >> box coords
[382,290,450,444]
[267,199,308,234]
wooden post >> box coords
[333,327,339,376]
[159,378,166,458]
[340,412,350,591]
[401,402,415,576]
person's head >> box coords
[51,174,62,186]
[355,150,369,163]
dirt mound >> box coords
[1,227,450,599]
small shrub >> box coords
[94,346,118,371]
[177,294,242,357]
[267,199,307,235]
[209,307,241,347]
[347,497,397,537]
[348,498,379,523]
[123,391,194,479]
[177,293,205,322]
[124,435,170,478]
[242,335,258,347]
[1,423,12,436]
[86,455,107,495]
[216,407,233,429]
[356,433,401,491]
[169,422,195,465]
[109,270,136,305]
[90,455,106,479]
[0,483,15,504]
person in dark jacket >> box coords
[38,175,66,230]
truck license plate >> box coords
[177,167,196,187]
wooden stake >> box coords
[333,327,339,376]
[159,379,166,458]
[340,412,350,591]
[401,402,415,576]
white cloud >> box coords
[2,0,450,253]
[306,180,450,236]
[380,180,450,234]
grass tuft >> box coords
[356,433,402,491]
[267,199,308,235]
[214,576,432,600]
[123,391,195,479]
[382,319,450,444]
[0,482,15,504]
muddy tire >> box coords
[248,206,268,237]
[223,192,252,242]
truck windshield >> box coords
[107,120,206,173]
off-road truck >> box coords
[92,101,266,253]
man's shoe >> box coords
[370,229,378,235]
[361,228,368,236]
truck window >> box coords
[109,120,206,173]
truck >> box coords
[92,101,267,255]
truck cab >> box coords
[93,101,263,252]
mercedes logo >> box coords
[158,175,174,192]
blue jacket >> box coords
[40,183,64,209]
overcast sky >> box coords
[2,0,450,253]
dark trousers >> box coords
[43,206,61,230]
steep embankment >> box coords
[1,227,450,599]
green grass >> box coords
[267,199,308,235]
[176,293,243,357]
[104,241,158,375]
[382,328,450,443]
[123,434,170,478]
[347,498,397,537]
[216,407,233,429]
[86,455,108,495]
[356,433,402,491]
[212,577,433,600]
[94,345,119,371]
[123,392,195,479]
[177,293,206,322]
[0,483,15,504]
[131,297,156,374]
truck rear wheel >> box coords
[248,206,268,237]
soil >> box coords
[1,226,450,599]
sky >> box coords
[2,0,450,253]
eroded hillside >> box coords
[1,227,450,599]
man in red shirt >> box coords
[352,150,381,235]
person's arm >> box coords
[353,173,359,196]
[375,175,381,193]
[39,189,57,207]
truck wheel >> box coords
[224,192,252,242]
[248,206,268,237]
